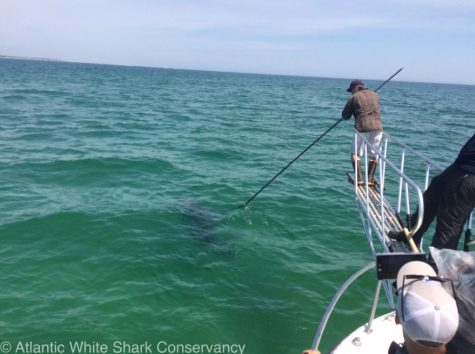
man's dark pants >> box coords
[412,164,475,250]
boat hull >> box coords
[331,312,403,353]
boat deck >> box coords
[331,312,403,354]
[347,173,411,253]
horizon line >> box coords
[1,54,473,87]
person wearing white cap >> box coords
[393,261,459,354]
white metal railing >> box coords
[464,213,474,251]
[311,262,376,351]
[351,131,474,307]
[352,131,473,253]
[352,132,428,254]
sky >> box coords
[1,0,474,85]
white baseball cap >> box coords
[396,261,459,346]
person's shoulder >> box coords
[362,88,377,94]
[352,89,373,98]
[359,89,379,99]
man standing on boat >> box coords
[342,79,382,186]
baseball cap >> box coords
[346,79,364,92]
[396,261,459,347]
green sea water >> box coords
[0,59,473,354]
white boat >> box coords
[306,132,474,354]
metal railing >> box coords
[351,132,429,254]
[352,131,473,252]
[311,262,376,351]
[351,132,440,308]
[351,131,473,305]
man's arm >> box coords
[341,97,354,119]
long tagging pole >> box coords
[241,68,403,208]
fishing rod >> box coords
[373,67,404,92]
[241,67,403,208]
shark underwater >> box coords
[180,199,234,256]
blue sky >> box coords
[1,0,474,85]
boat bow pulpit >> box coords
[348,131,435,256]
[307,133,473,353]
[348,132,473,306]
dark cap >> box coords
[347,79,364,92]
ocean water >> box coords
[0,59,473,354]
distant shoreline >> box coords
[0,54,64,62]
[1,54,473,87]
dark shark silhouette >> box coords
[181,200,234,256]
